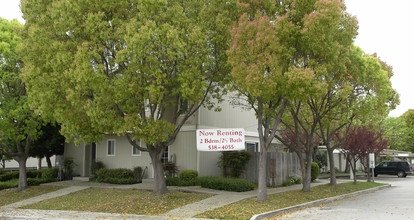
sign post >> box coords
[369,153,375,182]
[196,128,245,151]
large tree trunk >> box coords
[256,144,268,201]
[16,156,28,192]
[46,156,52,168]
[148,147,168,195]
[327,147,337,186]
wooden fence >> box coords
[244,151,302,186]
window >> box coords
[161,147,169,163]
[132,140,143,156]
[246,142,259,152]
[107,139,116,156]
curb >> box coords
[250,184,391,220]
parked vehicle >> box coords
[374,161,412,178]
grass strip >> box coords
[0,185,65,206]
[196,181,386,219]
[23,188,212,215]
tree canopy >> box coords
[21,0,237,195]
[0,17,43,191]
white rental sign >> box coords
[196,128,245,151]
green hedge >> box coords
[198,176,255,192]
[166,176,255,192]
[96,168,138,184]
[0,171,19,181]
[0,178,55,190]
[41,168,59,179]
[178,170,198,181]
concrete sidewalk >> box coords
[0,178,374,220]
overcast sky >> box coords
[1,0,413,117]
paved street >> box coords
[278,175,414,220]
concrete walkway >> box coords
[0,178,362,219]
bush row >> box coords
[166,170,255,192]
[0,177,56,190]
[96,167,142,184]
[0,168,59,182]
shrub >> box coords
[41,168,59,179]
[133,167,143,182]
[91,161,105,176]
[311,162,320,181]
[315,153,327,169]
[163,162,178,177]
[0,169,4,175]
[217,151,251,178]
[179,170,198,181]
[0,171,19,181]
[96,168,137,184]
[198,176,255,192]
[283,176,303,186]
[63,157,76,180]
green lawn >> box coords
[0,185,65,206]
[23,188,212,215]
[196,182,386,219]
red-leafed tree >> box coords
[280,129,320,187]
[338,126,387,184]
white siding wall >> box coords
[64,142,86,176]
[95,135,153,178]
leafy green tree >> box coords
[21,0,236,195]
[30,123,65,168]
[317,46,398,186]
[400,110,414,152]
[0,17,43,191]
[382,117,410,151]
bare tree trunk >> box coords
[352,158,357,184]
[256,144,268,201]
[302,152,313,192]
[148,147,168,195]
[344,154,350,173]
[327,147,337,186]
[46,156,52,168]
[16,157,28,192]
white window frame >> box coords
[107,139,116,156]
[132,140,143,156]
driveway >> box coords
[278,175,414,220]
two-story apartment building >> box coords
[64,96,263,178]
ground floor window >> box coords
[161,147,169,163]
[246,142,259,152]
[132,140,142,156]
[107,139,116,156]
